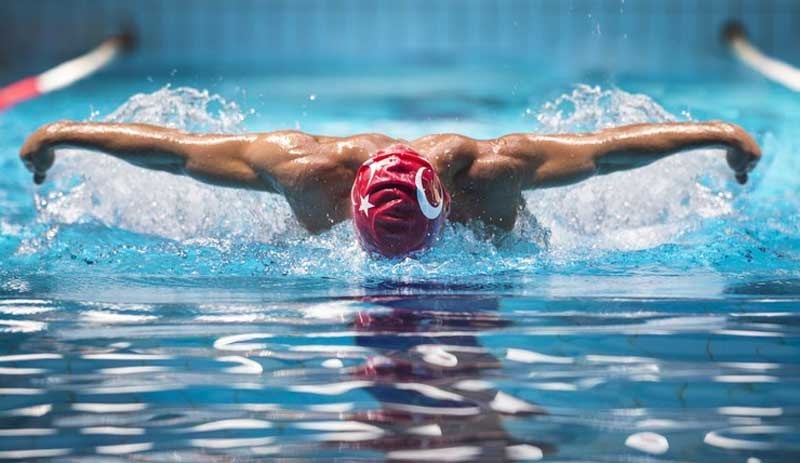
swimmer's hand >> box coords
[716,121,761,184]
[20,122,59,184]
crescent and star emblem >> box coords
[357,162,443,221]
[415,167,443,220]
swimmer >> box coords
[20,120,761,256]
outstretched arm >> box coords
[20,121,399,231]
[21,121,292,190]
[494,121,761,189]
[20,121,397,188]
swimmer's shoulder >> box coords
[412,133,480,176]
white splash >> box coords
[36,86,299,243]
[527,84,734,251]
[31,84,737,268]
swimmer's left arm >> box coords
[499,121,761,188]
[21,121,398,195]
[19,121,266,189]
[584,122,761,184]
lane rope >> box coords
[0,33,134,112]
[724,21,800,92]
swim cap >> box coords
[351,145,450,257]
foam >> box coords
[37,86,300,244]
[526,85,733,252]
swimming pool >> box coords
[1,59,799,461]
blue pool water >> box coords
[0,62,799,461]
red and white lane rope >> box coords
[724,22,800,92]
[0,34,133,111]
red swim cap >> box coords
[351,145,450,257]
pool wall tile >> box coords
[0,0,798,76]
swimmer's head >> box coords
[350,145,450,257]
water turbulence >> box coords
[528,85,733,252]
[26,84,757,279]
[37,87,299,245]
[0,79,799,461]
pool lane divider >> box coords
[724,21,800,92]
[0,32,135,112]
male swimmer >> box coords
[20,120,760,256]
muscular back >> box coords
[412,135,526,229]
[259,132,532,231]
[244,131,399,231]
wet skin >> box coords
[20,120,760,232]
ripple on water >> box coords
[1,78,799,461]
[1,295,797,460]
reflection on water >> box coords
[0,292,798,461]
[348,297,553,461]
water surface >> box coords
[0,64,798,461]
